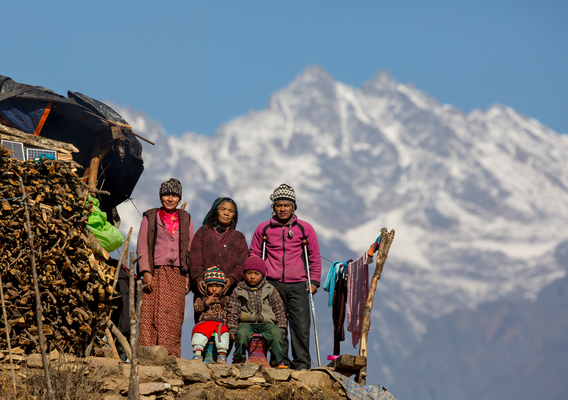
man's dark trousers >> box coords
[268,279,311,370]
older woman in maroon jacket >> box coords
[189,197,248,320]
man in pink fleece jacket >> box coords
[249,183,321,370]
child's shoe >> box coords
[192,354,203,361]
[270,360,288,369]
[217,355,227,364]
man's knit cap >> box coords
[270,183,296,210]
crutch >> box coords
[303,240,321,367]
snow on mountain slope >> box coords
[113,65,568,386]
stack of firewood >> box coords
[0,144,115,355]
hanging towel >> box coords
[347,253,372,348]
[324,261,344,307]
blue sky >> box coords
[3,1,567,135]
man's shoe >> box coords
[192,354,203,361]
[217,355,227,364]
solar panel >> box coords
[1,140,25,161]
[26,148,57,161]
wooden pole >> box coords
[111,227,133,296]
[127,251,142,400]
[105,326,121,360]
[19,175,55,400]
[0,271,17,395]
[107,320,132,361]
[358,228,395,385]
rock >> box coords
[263,367,291,381]
[86,357,121,375]
[248,376,266,384]
[26,354,45,368]
[139,382,171,395]
[121,364,166,379]
[238,363,261,379]
[100,378,129,392]
[291,370,333,389]
[86,356,120,369]
[163,355,179,365]
[177,382,216,400]
[101,395,124,400]
[164,378,184,386]
[207,364,233,378]
[48,349,60,360]
[138,346,169,365]
[172,359,211,382]
[217,378,256,388]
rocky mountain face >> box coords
[114,66,568,399]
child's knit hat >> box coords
[204,266,225,285]
[243,256,267,276]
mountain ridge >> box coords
[112,66,568,396]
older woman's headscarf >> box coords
[202,197,239,230]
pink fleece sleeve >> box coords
[249,223,264,258]
[305,223,322,284]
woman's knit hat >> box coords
[204,266,225,286]
[270,183,297,210]
[159,178,182,198]
[243,255,267,276]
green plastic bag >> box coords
[86,196,124,253]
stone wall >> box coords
[3,347,350,400]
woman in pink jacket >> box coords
[136,178,194,357]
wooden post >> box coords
[19,175,55,400]
[0,271,17,395]
[87,137,112,191]
[127,251,142,400]
[358,227,395,384]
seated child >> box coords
[226,255,288,368]
[191,266,230,363]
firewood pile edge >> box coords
[0,144,115,356]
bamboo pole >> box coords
[19,175,55,400]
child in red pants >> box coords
[191,266,230,363]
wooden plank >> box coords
[327,354,367,371]
[0,124,78,153]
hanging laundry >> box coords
[332,269,348,355]
[347,253,373,348]
[324,261,343,307]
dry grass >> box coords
[23,359,109,400]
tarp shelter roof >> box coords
[0,75,144,214]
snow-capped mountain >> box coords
[113,66,568,398]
